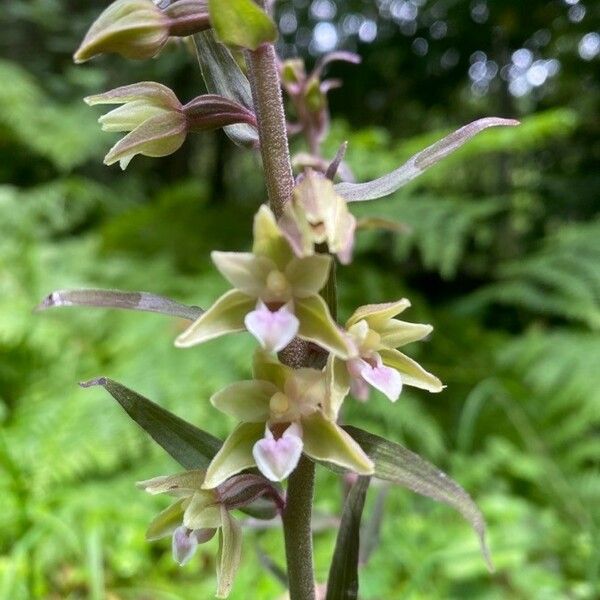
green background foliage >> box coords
[1,0,598,598]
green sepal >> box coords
[379,348,443,392]
[216,506,243,598]
[211,251,272,297]
[324,354,350,420]
[137,469,206,496]
[379,320,433,348]
[346,299,411,329]
[252,205,293,269]
[295,295,353,359]
[146,498,186,541]
[183,491,223,529]
[285,255,331,298]
[302,413,374,475]
[211,380,276,422]
[203,422,264,489]
[252,350,290,390]
[208,0,277,51]
[175,289,255,347]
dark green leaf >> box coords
[325,476,370,600]
[80,377,222,469]
[336,426,494,571]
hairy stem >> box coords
[245,43,294,218]
[245,14,316,600]
[282,456,317,600]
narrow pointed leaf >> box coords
[80,377,222,468]
[36,288,203,321]
[208,0,277,51]
[341,425,493,571]
[193,30,259,147]
[335,118,519,202]
[325,476,370,600]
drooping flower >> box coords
[176,205,353,358]
[326,299,444,419]
[138,469,281,598]
[86,82,257,169]
[201,351,374,487]
[279,169,357,264]
[74,0,211,63]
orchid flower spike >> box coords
[201,351,374,487]
[326,299,444,419]
[176,205,353,358]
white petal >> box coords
[172,526,198,566]
[359,354,403,402]
[252,424,303,482]
[245,300,299,353]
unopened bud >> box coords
[74,0,210,63]
[85,82,186,169]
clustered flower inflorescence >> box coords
[53,0,517,595]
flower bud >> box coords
[74,0,210,63]
[85,82,187,169]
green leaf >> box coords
[36,288,203,321]
[80,377,222,469]
[192,30,259,147]
[295,295,353,359]
[302,414,374,475]
[208,0,277,51]
[335,117,519,202]
[341,426,493,571]
[216,506,243,598]
[175,289,256,347]
[325,476,370,600]
[204,422,264,489]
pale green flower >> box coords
[326,299,444,419]
[202,352,374,487]
[176,205,353,358]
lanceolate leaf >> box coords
[193,30,259,147]
[337,426,494,571]
[208,0,277,51]
[325,476,370,600]
[36,288,203,321]
[80,377,222,468]
[335,118,519,202]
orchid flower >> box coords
[176,205,352,358]
[137,469,241,598]
[325,299,444,419]
[201,352,374,487]
[279,169,357,264]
